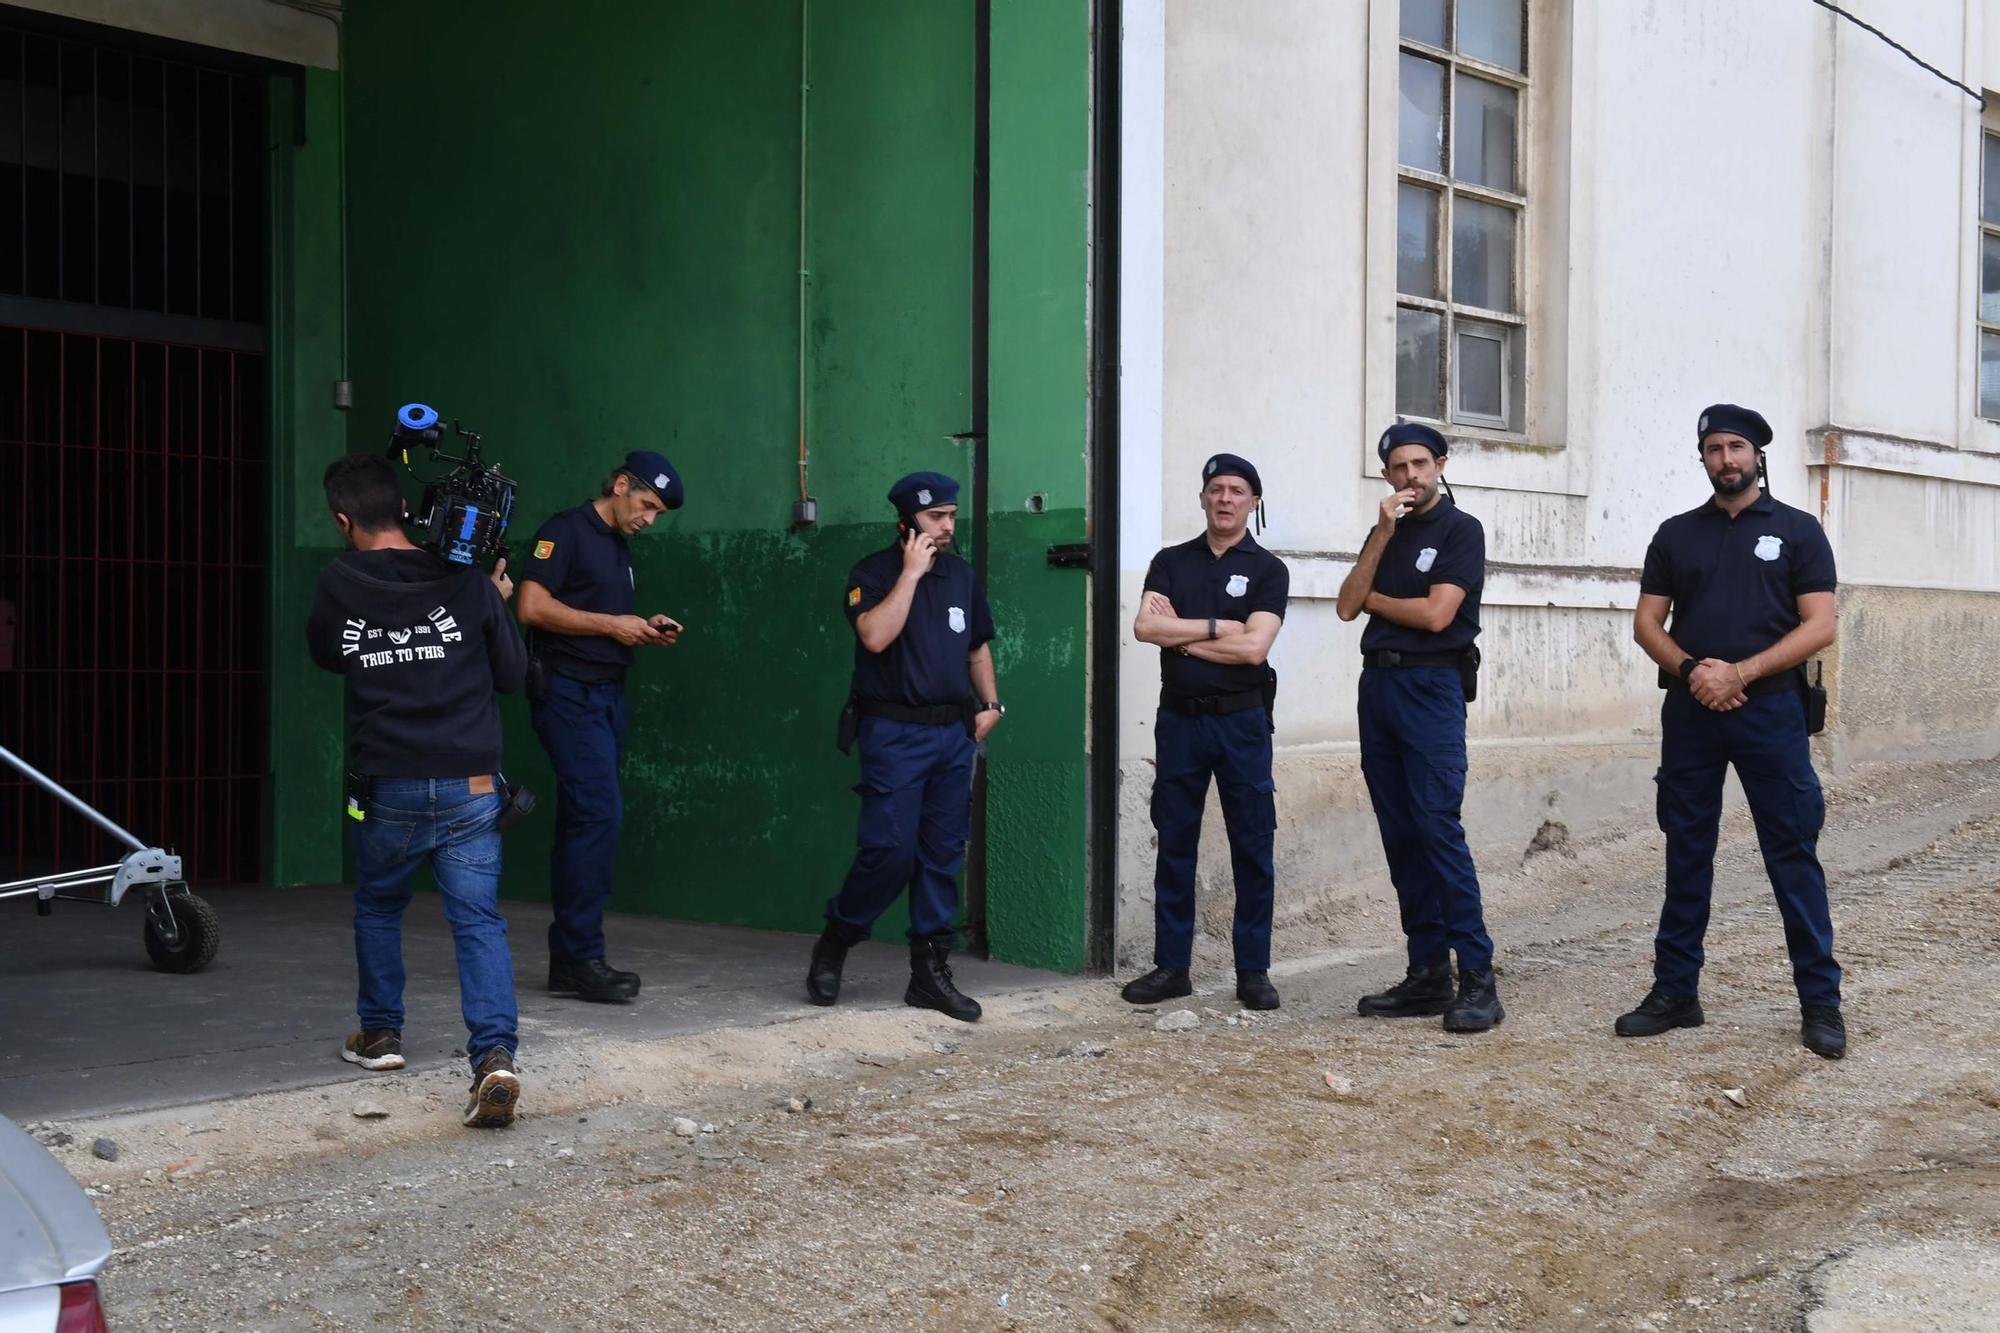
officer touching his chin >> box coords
[804,471,1002,1023]
[1336,423,1501,1034]
[515,451,685,1005]
[1123,453,1289,1012]
[1619,404,1845,1058]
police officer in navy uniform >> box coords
[515,451,685,1004]
[1122,454,1289,1011]
[804,472,1002,1022]
[1620,404,1845,1058]
[1337,423,1502,1033]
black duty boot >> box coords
[1613,989,1704,1037]
[1236,971,1280,1011]
[1357,962,1456,1017]
[1800,1005,1847,1060]
[1120,966,1193,1005]
[548,957,641,1004]
[1442,969,1504,1033]
[806,923,863,1007]
[905,939,982,1023]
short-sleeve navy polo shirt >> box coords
[1640,490,1836,664]
[1359,494,1484,655]
[1142,531,1290,699]
[520,501,636,673]
[844,546,995,707]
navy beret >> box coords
[622,450,684,510]
[889,471,959,518]
[1201,453,1262,495]
[1695,403,1772,449]
[1377,422,1449,464]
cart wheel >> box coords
[144,891,220,973]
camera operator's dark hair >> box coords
[323,453,406,532]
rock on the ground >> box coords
[671,1117,699,1138]
[1805,1240,2000,1331]
[351,1102,390,1119]
[1155,1010,1201,1032]
[90,1137,119,1162]
[1525,819,1571,856]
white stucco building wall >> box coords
[1116,0,2000,969]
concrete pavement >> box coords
[0,884,1066,1121]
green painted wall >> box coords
[985,0,1093,967]
[298,0,1092,968]
[266,69,351,885]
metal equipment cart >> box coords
[0,742,220,972]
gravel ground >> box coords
[34,758,2000,1331]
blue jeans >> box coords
[530,672,627,962]
[827,716,977,941]
[1654,687,1841,1007]
[1149,706,1276,972]
[349,777,518,1072]
[1358,666,1493,972]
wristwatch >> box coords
[1677,656,1698,682]
[980,700,1005,716]
[1207,616,1217,641]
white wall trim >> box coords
[1117,0,1165,573]
[11,0,340,69]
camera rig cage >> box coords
[386,402,518,567]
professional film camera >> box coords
[386,402,517,567]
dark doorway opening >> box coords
[0,17,270,886]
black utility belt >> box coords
[856,698,970,726]
[1160,689,1264,717]
[547,658,628,685]
[1662,669,1796,700]
[1361,649,1465,669]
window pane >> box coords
[1982,330,2000,419]
[1395,307,1444,420]
[1455,322,1521,428]
[1397,183,1440,298]
[1398,53,1446,173]
[1454,74,1518,193]
[1456,326,1505,422]
[1983,233,2000,323]
[1985,134,2000,224]
[1456,0,1524,72]
[1400,0,1447,46]
[1452,197,1516,311]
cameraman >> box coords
[306,453,526,1130]
[516,451,685,1004]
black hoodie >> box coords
[306,548,528,777]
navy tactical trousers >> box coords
[1653,686,1841,1007]
[827,716,976,941]
[530,671,627,963]
[1149,706,1276,972]
[1357,666,1493,972]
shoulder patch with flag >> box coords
[533,540,555,560]
[848,586,862,607]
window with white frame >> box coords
[1394,0,1527,432]
[1980,120,2000,419]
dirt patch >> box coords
[33,757,2000,1330]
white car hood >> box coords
[0,1116,110,1294]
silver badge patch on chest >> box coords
[1416,547,1438,573]
[948,606,966,633]
[1754,535,1783,561]
[1226,573,1248,597]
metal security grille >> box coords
[0,20,268,885]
